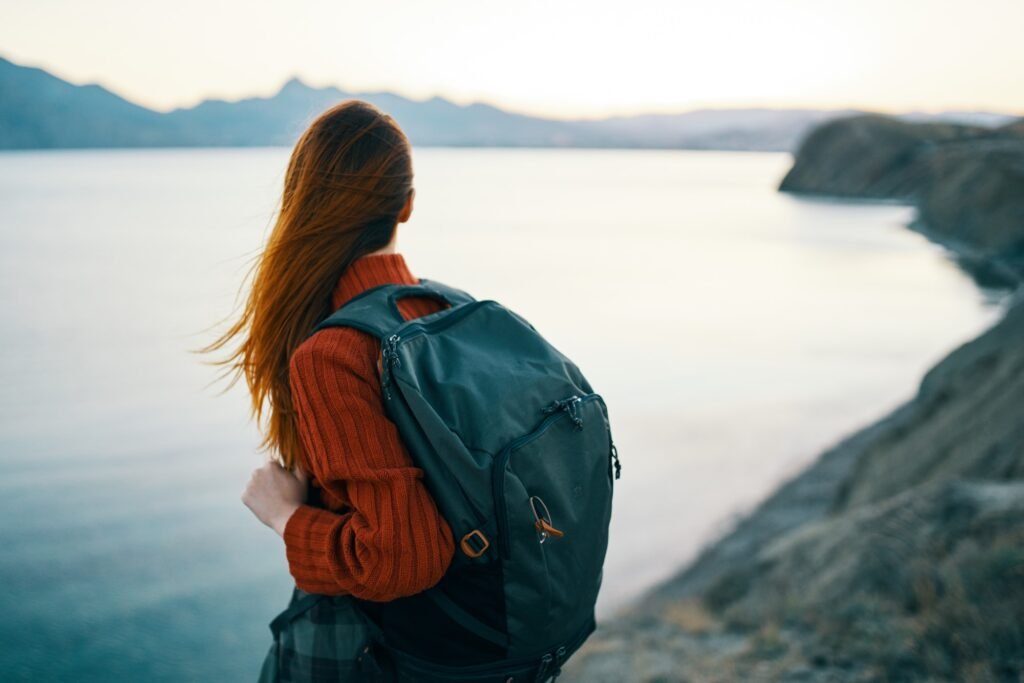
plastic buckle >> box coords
[460,529,490,558]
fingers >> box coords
[240,459,308,511]
[241,470,257,509]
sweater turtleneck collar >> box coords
[331,252,419,311]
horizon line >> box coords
[5,52,1023,123]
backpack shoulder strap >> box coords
[309,278,475,340]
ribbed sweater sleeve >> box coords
[282,324,456,601]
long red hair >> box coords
[197,100,414,469]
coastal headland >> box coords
[563,114,1024,682]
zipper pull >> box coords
[535,517,565,539]
[530,495,565,543]
[533,653,553,683]
[380,334,401,401]
[542,395,584,430]
[610,441,621,480]
[551,645,567,680]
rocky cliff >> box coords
[780,115,1024,284]
[561,118,1024,682]
[562,297,1023,682]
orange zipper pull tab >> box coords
[534,518,565,538]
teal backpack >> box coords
[271,278,620,683]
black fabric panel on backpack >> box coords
[356,562,506,665]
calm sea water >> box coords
[0,147,1004,681]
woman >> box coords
[202,100,470,680]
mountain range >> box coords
[0,54,1018,152]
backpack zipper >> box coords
[379,300,494,402]
[610,441,621,480]
[380,334,402,401]
[492,392,605,560]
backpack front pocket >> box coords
[492,392,613,655]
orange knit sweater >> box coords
[282,252,456,601]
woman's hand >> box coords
[242,460,309,537]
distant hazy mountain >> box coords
[1,55,1018,151]
[0,55,170,147]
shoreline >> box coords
[562,236,1022,682]
[906,217,1023,294]
[630,226,1022,608]
[562,115,1024,681]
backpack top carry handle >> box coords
[310,278,476,340]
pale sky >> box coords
[1,0,1022,119]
